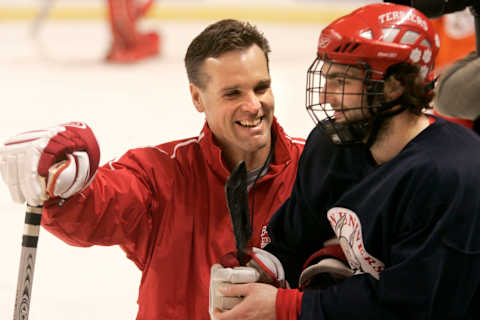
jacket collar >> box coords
[199,117,293,181]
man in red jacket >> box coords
[0,19,304,319]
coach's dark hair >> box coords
[184,19,271,89]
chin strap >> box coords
[425,76,438,95]
[365,95,408,147]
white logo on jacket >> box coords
[260,225,271,248]
[327,207,385,279]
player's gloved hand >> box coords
[299,240,353,290]
[0,122,100,206]
[209,247,286,319]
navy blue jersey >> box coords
[267,115,480,319]
[266,123,375,285]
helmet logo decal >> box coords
[422,48,432,63]
[318,36,331,49]
[419,65,429,80]
[409,48,421,63]
[377,52,397,58]
[434,34,441,48]
[378,11,428,31]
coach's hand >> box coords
[0,122,100,206]
[209,247,286,320]
[212,282,277,320]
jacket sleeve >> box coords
[41,147,172,270]
[266,127,373,287]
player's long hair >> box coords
[384,62,435,116]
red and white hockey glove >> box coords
[0,122,100,206]
[209,247,287,318]
[299,241,353,290]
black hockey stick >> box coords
[13,204,42,320]
[225,161,252,266]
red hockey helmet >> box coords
[306,3,440,145]
[317,2,439,81]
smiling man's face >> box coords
[190,44,274,161]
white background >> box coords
[0,1,374,318]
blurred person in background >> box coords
[434,51,480,134]
[431,8,477,128]
[106,0,160,63]
[432,8,475,74]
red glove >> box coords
[209,247,287,317]
[0,122,100,205]
[299,242,353,290]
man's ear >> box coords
[384,75,404,101]
[190,83,205,113]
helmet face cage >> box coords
[306,55,385,144]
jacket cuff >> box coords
[276,288,304,320]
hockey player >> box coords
[105,0,160,63]
[210,3,480,320]
[0,20,305,319]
